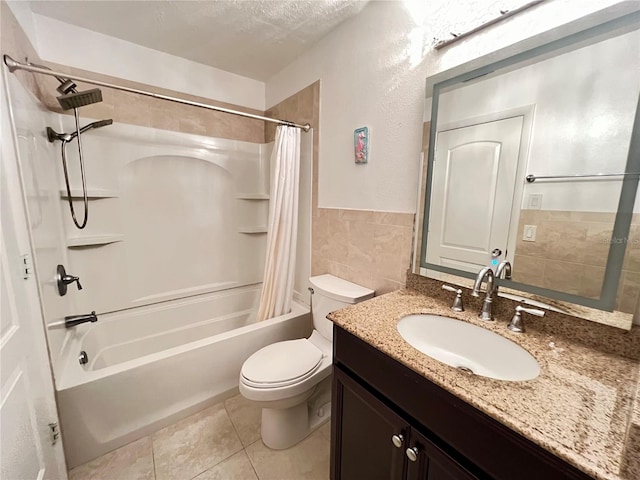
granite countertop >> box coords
[327,287,640,480]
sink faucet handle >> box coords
[518,306,545,317]
[508,305,545,333]
[442,285,464,312]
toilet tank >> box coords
[309,274,374,341]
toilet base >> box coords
[260,376,331,450]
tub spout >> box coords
[65,311,97,328]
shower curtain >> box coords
[257,125,301,321]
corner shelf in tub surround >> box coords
[66,234,124,248]
[238,226,268,234]
[60,188,119,199]
[236,193,269,200]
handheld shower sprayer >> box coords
[47,117,113,230]
[47,119,113,143]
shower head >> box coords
[46,119,113,143]
[57,88,103,110]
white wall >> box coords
[437,29,640,213]
[266,0,636,213]
[5,3,265,110]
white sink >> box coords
[397,315,540,381]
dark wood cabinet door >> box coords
[331,366,407,480]
[406,429,481,480]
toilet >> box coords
[239,274,374,449]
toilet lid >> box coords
[241,339,323,388]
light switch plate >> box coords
[528,194,543,209]
[523,225,537,242]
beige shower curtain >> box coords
[257,125,301,321]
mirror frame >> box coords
[419,11,640,312]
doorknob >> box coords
[56,264,82,296]
[491,248,502,258]
[406,446,419,462]
[391,434,404,448]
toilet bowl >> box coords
[239,274,374,449]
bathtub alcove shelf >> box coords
[236,193,269,200]
[238,226,268,234]
[66,234,124,248]
[60,188,119,199]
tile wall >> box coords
[514,210,640,313]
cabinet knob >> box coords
[406,446,419,462]
[391,434,404,448]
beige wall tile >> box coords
[512,254,545,286]
[373,224,412,283]
[347,220,374,267]
[373,211,414,227]
[326,209,348,264]
[584,223,614,267]
[624,225,640,272]
[618,273,640,314]
[539,221,588,263]
[149,106,181,131]
[578,265,605,299]
[111,90,152,127]
[340,209,374,223]
[542,260,582,295]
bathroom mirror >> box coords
[414,12,640,327]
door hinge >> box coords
[48,422,59,445]
[21,254,33,279]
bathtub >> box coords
[56,284,311,468]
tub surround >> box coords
[327,275,640,480]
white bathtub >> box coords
[56,284,311,468]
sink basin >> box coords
[397,315,540,381]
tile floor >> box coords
[68,394,330,480]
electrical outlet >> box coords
[523,225,537,242]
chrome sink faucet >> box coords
[471,267,495,321]
[494,260,512,294]
[495,260,512,281]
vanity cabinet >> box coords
[330,326,593,480]
[333,366,478,480]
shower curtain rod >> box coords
[3,55,311,132]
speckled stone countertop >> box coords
[327,282,640,480]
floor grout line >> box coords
[186,403,246,480]
[150,436,157,480]
[244,441,263,480]
[186,446,244,480]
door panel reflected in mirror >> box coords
[416,13,640,326]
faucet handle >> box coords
[442,285,464,312]
[508,305,545,333]
[518,305,545,316]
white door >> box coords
[426,116,524,273]
[1,82,67,479]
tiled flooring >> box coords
[68,394,330,480]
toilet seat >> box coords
[241,339,324,389]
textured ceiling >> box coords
[28,0,369,80]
